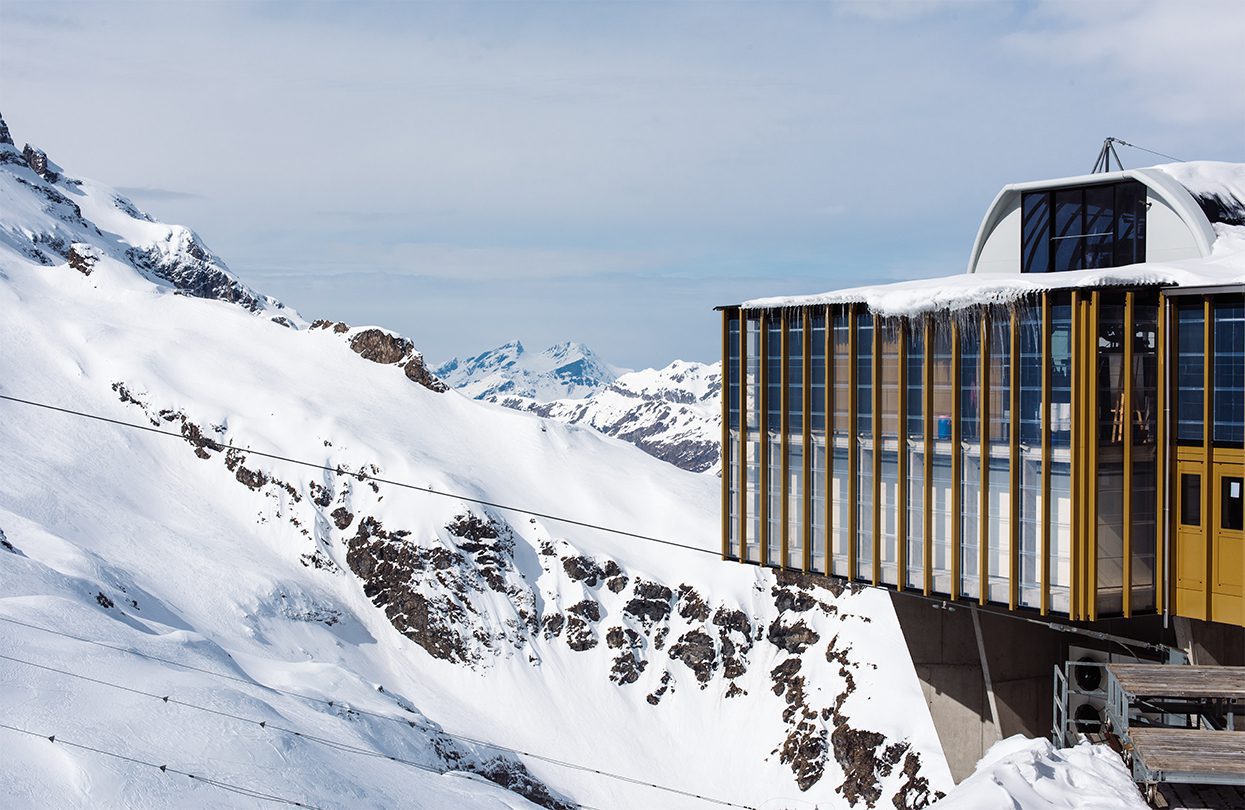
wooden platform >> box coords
[1129,728,1245,780]
[1107,663,1245,700]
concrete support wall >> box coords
[1175,616,1245,666]
[890,593,1064,782]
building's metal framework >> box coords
[720,288,1245,627]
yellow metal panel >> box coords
[825,306,834,577]
[1070,291,1082,620]
[759,310,769,567]
[1088,291,1100,622]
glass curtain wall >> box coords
[1096,295,1127,614]
[767,316,782,565]
[1130,295,1159,611]
[832,310,852,575]
[744,315,762,563]
[787,315,805,569]
[880,320,902,585]
[856,314,875,581]
[1176,305,1206,443]
[986,311,1012,603]
[1049,299,1074,612]
[809,312,828,572]
[906,320,926,589]
[930,321,955,593]
[960,315,982,599]
[1017,303,1043,607]
[1213,302,1245,446]
[727,314,741,558]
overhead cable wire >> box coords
[0,393,715,558]
[0,617,755,810]
[0,392,1181,654]
[0,649,602,810]
[0,720,321,808]
[1108,137,1184,164]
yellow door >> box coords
[1211,452,1245,626]
[1175,454,1208,620]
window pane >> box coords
[1018,302,1043,608]
[1181,474,1201,526]
[727,314,741,558]
[767,316,782,564]
[1022,192,1051,274]
[1131,295,1159,612]
[1177,306,1206,443]
[832,310,852,574]
[930,321,954,593]
[1097,295,1126,615]
[745,315,762,562]
[809,311,827,572]
[1049,298,1073,612]
[1115,182,1147,266]
[960,316,981,599]
[986,310,1011,604]
[1223,477,1244,531]
[1213,302,1245,445]
[857,314,875,581]
[787,316,804,569]
[1053,189,1084,272]
[1083,185,1114,269]
[906,320,926,589]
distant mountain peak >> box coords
[434,339,620,402]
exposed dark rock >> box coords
[606,575,629,593]
[67,243,99,276]
[347,328,448,393]
[0,529,14,553]
[225,449,269,490]
[879,742,908,778]
[893,751,943,810]
[831,724,887,807]
[562,555,605,586]
[309,481,332,508]
[725,682,746,698]
[622,580,672,625]
[565,599,601,622]
[602,560,622,578]
[95,591,114,609]
[605,626,640,650]
[668,629,716,685]
[712,607,753,680]
[126,234,269,313]
[403,355,448,392]
[542,613,565,639]
[474,757,577,810]
[564,616,597,651]
[22,143,55,180]
[0,113,12,146]
[646,671,673,705]
[768,617,820,655]
[772,583,820,613]
[271,316,295,328]
[331,507,354,530]
[781,719,829,792]
[448,514,515,594]
[609,649,647,685]
[676,584,710,622]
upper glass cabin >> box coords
[717,162,1245,628]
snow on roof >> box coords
[741,161,1245,316]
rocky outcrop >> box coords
[342,328,448,393]
[23,143,55,180]
[0,113,12,146]
[68,243,101,276]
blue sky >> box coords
[2,0,1242,369]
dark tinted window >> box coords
[1021,181,1147,273]
[1223,477,1244,531]
[1022,193,1051,273]
[1181,474,1201,526]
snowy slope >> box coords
[497,360,723,474]
[0,117,951,808]
[434,341,623,401]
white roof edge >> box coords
[965,167,1218,275]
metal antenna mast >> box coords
[1092,137,1125,173]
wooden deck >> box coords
[1129,728,1245,779]
[1107,663,1245,700]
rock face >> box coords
[22,143,53,180]
[0,113,13,146]
[335,326,448,393]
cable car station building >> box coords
[717,161,1245,780]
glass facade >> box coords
[1022,181,1147,273]
[721,287,1240,622]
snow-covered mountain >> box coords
[434,341,623,401]
[0,114,953,809]
[497,360,723,474]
